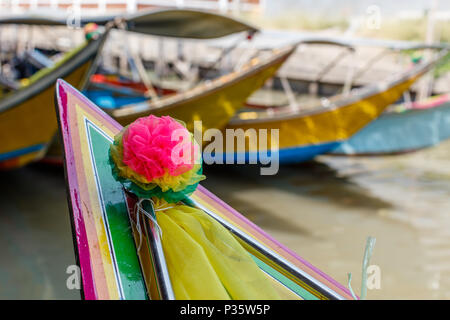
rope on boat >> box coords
[134,198,171,251]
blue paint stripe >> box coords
[207,141,341,165]
[277,142,342,164]
[82,90,147,109]
[0,144,45,161]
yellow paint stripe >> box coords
[74,104,120,299]
[228,76,419,151]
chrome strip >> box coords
[187,198,345,300]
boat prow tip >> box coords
[56,78,72,92]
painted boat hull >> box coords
[331,94,450,155]
[224,53,446,164]
[214,141,341,165]
[110,46,296,133]
[55,79,354,300]
[85,73,278,110]
[0,31,107,169]
[40,47,295,166]
[83,89,148,109]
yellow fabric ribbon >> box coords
[153,199,280,300]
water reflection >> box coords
[0,164,78,300]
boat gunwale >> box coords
[385,96,450,116]
[54,79,129,299]
[0,29,109,114]
[110,45,296,118]
[54,81,88,300]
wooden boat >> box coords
[96,39,356,133]
[110,45,295,133]
[0,29,108,169]
[89,74,163,94]
[330,93,450,155]
[191,36,450,98]
[55,78,354,300]
[83,38,355,111]
[223,50,448,164]
[71,10,295,133]
[5,9,289,164]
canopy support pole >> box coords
[315,47,354,83]
[119,21,158,100]
[418,0,438,101]
[342,50,356,95]
[403,90,412,109]
[352,48,391,83]
[209,30,256,73]
[280,76,299,111]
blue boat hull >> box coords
[83,90,342,164]
[331,101,450,155]
[82,90,148,109]
[210,141,341,165]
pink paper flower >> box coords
[122,115,200,182]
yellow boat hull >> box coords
[111,47,295,133]
[224,54,444,163]
[0,65,91,169]
[0,32,107,169]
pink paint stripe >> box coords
[196,184,353,298]
[411,94,450,110]
[58,78,352,299]
[57,80,97,299]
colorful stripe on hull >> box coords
[0,143,46,161]
[57,80,147,300]
[225,52,446,163]
[0,30,108,170]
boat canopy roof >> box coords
[388,43,450,51]
[297,38,355,50]
[230,48,448,124]
[0,9,258,39]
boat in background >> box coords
[0,28,108,169]
[223,49,448,164]
[83,74,156,109]
[3,9,283,165]
[0,8,258,38]
[41,44,295,165]
[84,38,355,110]
[73,9,295,133]
[55,79,354,300]
[3,10,293,135]
[110,45,295,133]
[330,93,450,155]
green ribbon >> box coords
[109,152,202,203]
